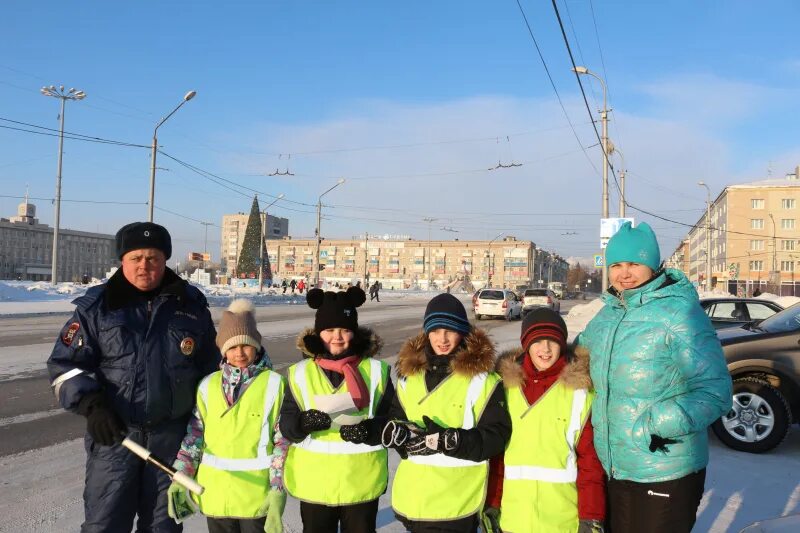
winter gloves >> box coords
[578,519,605,533]
[381,419,413,449]
[339,420,370,443]
[258,489,286,533]
[299,409,332,434]
[649,434,679,453]
[166,481,196,522]
[77,391,126,446]
[381,416,461,456]
[480,506,501,533]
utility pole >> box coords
[200,221,213,272]
[313,179,345,287]
[423,217,437,289]
[698,182,712,291]
[364,231,369,284]
[769,213,778,284]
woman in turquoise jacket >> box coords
[578,221,731,533]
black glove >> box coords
[405,416,461,456]
[339,421,370,444]
[299,409,331,434]
[76,392,126,446]
[578,519,605,533]
[380,419,413,449]
[649,434,679,453]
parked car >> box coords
[701,297,783,330]
[474,288,522,321]
[713,303,800,453]
[521,288,560,315]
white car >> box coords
[521,288,560,315]
[474,288,522,321]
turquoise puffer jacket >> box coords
[577,269,731,483]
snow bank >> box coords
[565,298,605,336]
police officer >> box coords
[47,222,220,532]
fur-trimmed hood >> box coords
[295,326,383,359]
[396,328,495,378]
[495,345,592,390]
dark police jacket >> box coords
[47,268,220,429]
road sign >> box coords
[600,217,635,249]
[594,254,604,268]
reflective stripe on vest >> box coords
[285,357,389,505]
[500,381,593,532]
[193,370,284,518]
[392,371,500,521]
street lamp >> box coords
[259,194,285,291]
[697,181,712,291]
[487,233,503,288]
[41,85,86,285]
[572,66,610,293]
[423,217,438,289]
[148,90,196,222]
[313,179,345,287]
[769,213,778,290]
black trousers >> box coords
[207,517,266,533]
[608,469,706,533]
[300,499,379,533]
[397,514,479,533]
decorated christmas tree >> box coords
[236,196,271,280]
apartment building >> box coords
[264,235,568,290]
[220,212,289,275]
[682,168,800,295]
[0,198,116,281]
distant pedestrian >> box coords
[282,279,288,294]
[369,281,380,302]
[297,278,306,294]
[290,279,297,294]
[753,287,762,297]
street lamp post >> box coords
[41,85,86,285]
[487,233,503,288]
[573,66,610,293]
[259,194,285,291]
[611,144,626,217]
[769,213,778,292]
[423,217,437,289]
[697,181,712,291]
[148,90,196,222]
[313,179,345,287]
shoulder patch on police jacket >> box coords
[62,322,80,346]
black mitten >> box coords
[339,421,370,443]
[649,434,679,453]
[77,392,126,446]
[299,409,332,434]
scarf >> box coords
[315,355,370,410]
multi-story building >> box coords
[680,168,800,295]
[264,235,568,290]
[221,212,289,275]
[666,239,690,274]
[0,198,116,281]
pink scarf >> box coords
[315,356,370,410]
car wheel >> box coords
[711,377,792,453]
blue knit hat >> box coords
[423,294,471,335]
[605,221,661,271]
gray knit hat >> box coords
[216,299,261,355]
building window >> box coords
[751,219,764,229]
[781,261,795,272]
[749,260,764,271]
[782,199,796,209]
[750,240,764,251]
[781,240,796,251]
[782,219,796,230]
[751,199,765,209]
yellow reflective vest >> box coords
[500,380,594,533]
[192,369,284,518]
[392,371,501,521]
[284,357,390,505]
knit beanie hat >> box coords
[520,307,568,353]
[216,299,261,355]
[307,287,366,333]
[605,221,661,271]
[423,293,471,336]
[116,222,172,260]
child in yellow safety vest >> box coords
[486,307,606,533]
[382,293,511,533]
[279,286,394,533]
[168,299,289,533]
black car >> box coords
[700,297,783,330]
[713,304,800,453]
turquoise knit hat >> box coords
[605,221,661,271]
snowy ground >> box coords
[1,282,799,531]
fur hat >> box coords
[116,222,172,260]
[216,299,261,355]
[307,287,366,333]
[423,293,471,335]
[605,221,661,271]
[520,307,568,353]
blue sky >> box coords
[2,1,800,265]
